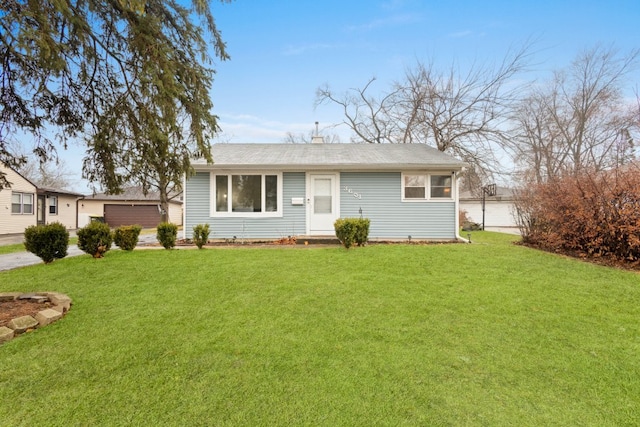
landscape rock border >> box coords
[0,292,72,345]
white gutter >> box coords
[454,170,470,243]
[182,173,187,240]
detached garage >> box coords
[104,204,162,228]
[459,186,517,229]
[78,187,183,228]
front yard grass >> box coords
[0,237,79,255]
[1,232,639,425]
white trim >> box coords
[48,195,58,216]
[209,171,283,218]
[11,191,35,215]
[401,172,455,202]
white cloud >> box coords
[214,113,355,144]
[448,30,473,39]
[216,114,318,143]
[345,13,422,32]
[281,42,338,56]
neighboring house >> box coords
[0,165,82,235]
[459,186,517,229]
[37,187,84,230]
[79,186,183,228]
[1,165,38,235]
[183,143,467,241]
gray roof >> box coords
[37,187,84,197]
[193,143,466,171]
[84,186,182,203]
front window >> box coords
[402,173,453,201]
[212,173,281,216]
[232,175,262,212]
[49,196,58,215]
[11,192,34,214]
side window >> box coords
[11,192,34,214]
[402,173,453,200]
[49,196,58,215]
[430,175,452,198]
[404,175,426,199]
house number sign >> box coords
[342,185,362,199]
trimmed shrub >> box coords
[157,222,178,249]
[354,218,370,246]
[192,223,210,249]
[77,221,113,258]
[24,222,69,264]
[334,218,370,249]
[113,225,142,251]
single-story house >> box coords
[0,165,37,235]
[183,143,467,241]
[79,186,183,228]
[37,186,84,230]
[459,186,517,229]
[0,165,83,235]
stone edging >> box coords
[0,292,72,345]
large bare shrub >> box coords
[513,166,640,261]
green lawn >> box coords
[0,243,24,255]
[1,232,639,426]
[0,237,79,255]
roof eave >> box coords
[193,163,466,171]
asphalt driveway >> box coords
[0,234,159,272]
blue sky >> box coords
[57,0,639,192]
[208,0,639,144]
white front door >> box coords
[308,174,339,235]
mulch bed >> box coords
[0,300,50,328]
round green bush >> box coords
[114,225,142,251]
[24,222,69,264]
[77,221,113,258]
[157,222,178,249]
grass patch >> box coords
[0,243,25,255]
[1,232,639,425]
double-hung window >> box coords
[212,173,281,216]
[402,173,453,200]
[49,196,58,215]
[11,192,34,214]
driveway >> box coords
[0,234,159,272]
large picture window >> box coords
[212,173,281,216]
[402,173,453,201]
[11,192,34,214]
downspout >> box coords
[454,170,470,243]
[182,173,187,240]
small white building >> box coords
[459,186,518,229]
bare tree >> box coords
[19,160,74,190]
[315,44,533,189]
[7,143,74,189]
[283,125,342,144]
[508,46,639,183]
